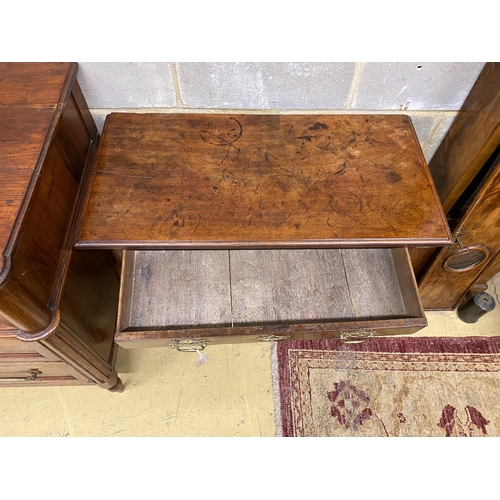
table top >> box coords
[0,62,75,277]
[76,113,451,249]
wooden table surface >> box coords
[77,113,451,249]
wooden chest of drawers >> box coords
[76,113,451,350]
[0,63,122,390]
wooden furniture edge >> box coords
[406,115,453,242]
[76,237,453,250]
[0,63,78,283]
[430,62,500,213]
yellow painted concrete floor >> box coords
[1,275,500,437]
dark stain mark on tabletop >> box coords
[308,122,329,131]
[334,162,347,175]
[385,171,403,184]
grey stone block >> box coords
[352,62,485,110]
[177,62,356,109]
[423,114,457,162]
[408,114,441,147]
[77,62,176,108]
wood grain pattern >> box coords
[409,247,438,279]
[0,109,55,273]
[116,250,136,334]
[71,79,98,141]
[410,64,500,279]
[418,153,500,309]
[429,62,500,213]
[77,113,450,249]
[117,247,426,345]
[474,249,500,288]
[390,248,425,318]
[0,124,81,331]
[411,63,500,307]
[0,62,72,107]
[0,64,102,333]
[0,361,86,386]
[0,63,75,277]
[341,248,407,319]
[41,322,121,390]
[115,318,427,348]
[0,63,122,390]
[128,250,232,328]
[0,337,44,359]
[230,249,354,324]
[58,249,120,361]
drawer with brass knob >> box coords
[0,361,89,386]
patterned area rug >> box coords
[272,337,500,437]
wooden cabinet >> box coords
[76,113,451,349]
[0,63,123,391]
[0,335,88,387]
[417,148,500,310]
[411,62,500,310]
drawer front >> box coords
[116,319,426,350]
[0,337,44,358]
[0,337,60,362]
[0,361,90,387]
[116,247,427,349]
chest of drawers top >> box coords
[76,113,451,250]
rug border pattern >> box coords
[272,337,500,437]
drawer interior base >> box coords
[118,248,423,332]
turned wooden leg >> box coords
[108,377,125,393]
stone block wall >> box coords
[77,62,485,162]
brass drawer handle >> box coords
[340,330,375,343]
[0,370,41,382]
[257,335,291,342]
[170,339,208,352]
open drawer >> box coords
[115,247,426,349]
